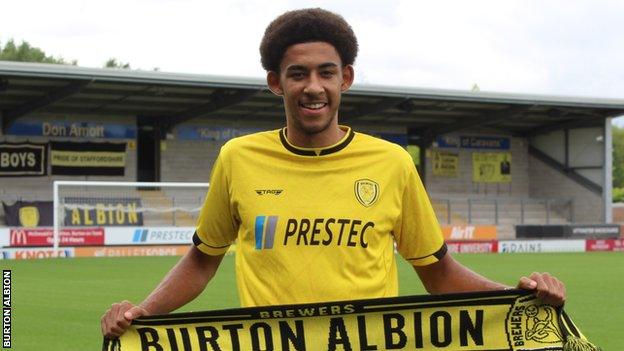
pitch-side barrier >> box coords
[0,226,623,259]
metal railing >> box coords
[432,196,574,225]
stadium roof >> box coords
[1,61,623,141]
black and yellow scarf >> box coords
[103,289,600,350]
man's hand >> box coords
[101,301,150,338]
[100,248,224,339]
[517,272,566,307]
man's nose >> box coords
[303,73,324,95]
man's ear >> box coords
[267,71,283,96]
[341,65,355,92]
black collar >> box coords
[279,127,355,156]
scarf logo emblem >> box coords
[354,179,379,207]
[525,305,562,343]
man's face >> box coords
[267,41,354,137]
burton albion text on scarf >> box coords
[103,290,600,351]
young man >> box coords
[102,8,565,338]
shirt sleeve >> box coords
[193,150,239,255]
[393,161,447,266]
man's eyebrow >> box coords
[285,63,339,72]
[285,65,308,72]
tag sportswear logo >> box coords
[255,189,283,196]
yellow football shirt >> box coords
[194,126,446,307]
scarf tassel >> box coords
[560,309,602,351]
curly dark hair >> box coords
[260,8,358,72]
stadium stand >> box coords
[1,61,623,254]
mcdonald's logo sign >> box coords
[10,230,28,246]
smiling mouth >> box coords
[300,102,327,110]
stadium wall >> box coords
[528,127,605,222]
[161,119,280,182]
[160,119,408,182]
[0,113,607,227]
[530,128,604,186]
[529,155,602,222]
[0,114,137,224]
[419,127,606,223]
[425,130,529,197]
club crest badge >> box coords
[354,179,379,207]
[19,206,39,227]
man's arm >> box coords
[101,246,224,338]
[140,246,224,315]
[414,253,566,306]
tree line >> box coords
[613,126,624,201]
[0,38,130,68]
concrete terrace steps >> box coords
[431,196,572,226]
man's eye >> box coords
[321,71,334,77]
[290,72,305,79]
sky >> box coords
[1,0,623,118]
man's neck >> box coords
[286,125,346,149]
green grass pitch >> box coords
[2,252,622,350]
